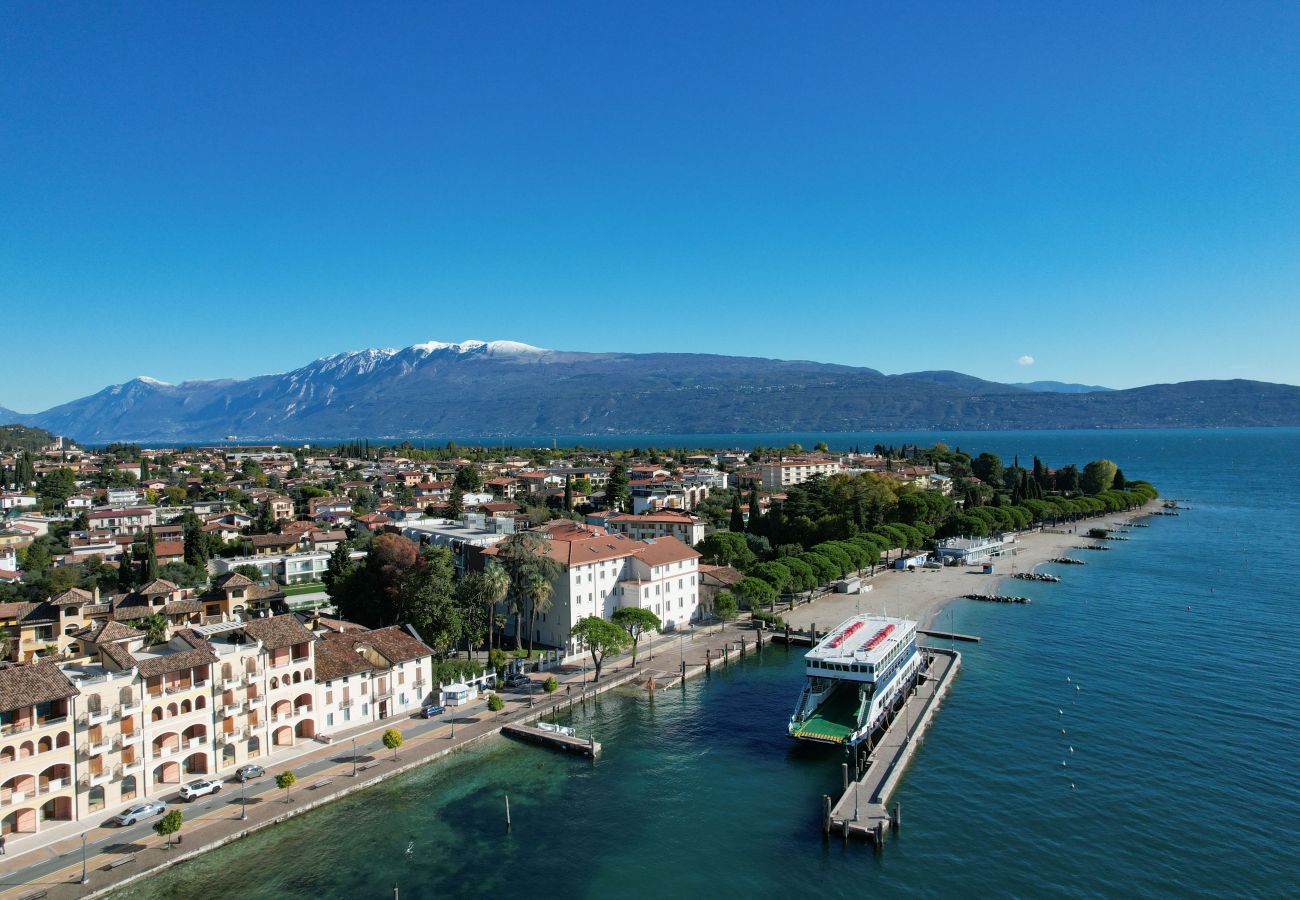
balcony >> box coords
[1,722,33,737]
[180,736,207,750]
[374,689,393,702]
[223,702,242,716]
[0,790,28,807]
[117,730,142,746]
[338,699,353,709]
[80,768,117,787]
[293,706,313,719]
[120,701,141,717]
[164,684,194,696]
[154,744,178,758]
[84,737,113,754]
[38,778,68,796]
[244,671,261,684]
[121,759,142,774]
[84,705,117,726]
[222,676,242,689]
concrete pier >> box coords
[826,647,961,844]
[501,723,601,757]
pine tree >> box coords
[446,485,464,519]
[183,514,209,568]
[1113,468,1126,491]
[729,493,745,533]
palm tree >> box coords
[140,613,169,645]
[524,572,554,655]
[481,560,510,652]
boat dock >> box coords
[822,647,961,847]
[502,722,601,758]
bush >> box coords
[751,610,786,628]
[1086,528,1109,540]
[487,693,505,712]
[542,675,558,693]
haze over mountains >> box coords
[6,340,1300,442]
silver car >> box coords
[111,800,167,826]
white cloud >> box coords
[1016,355,1035,366]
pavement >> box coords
[0,620,750,899]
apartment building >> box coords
[758,458,842,490]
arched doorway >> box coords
[294,719,315,740]
[87,785,105,812]
[121,775,138,801]
[247,736,261,759]
[221,743,236,768]
[1,808,36,835]
[38,796,72,823]
[272,726,293,748]
[153,761,180,784]
[182,752,208,776]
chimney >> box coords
[92,585,100,604]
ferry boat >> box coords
[788,615,921,746]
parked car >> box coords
[111,800,167,826]
[236,764,265,782]
[179,779,223,801]
[422,704,446,719]
[504,673,530,688]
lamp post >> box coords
[80,833,88,885]
[351,738,357,777]
[241,778,248,820]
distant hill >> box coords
[18,340,1300,441]
[0,423,56,452]
[1010,381,1114,394]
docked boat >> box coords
[788,615,920,746]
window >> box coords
[326,713,334,727]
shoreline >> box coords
[783,499,1161,634]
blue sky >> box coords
[2,2,1298,411]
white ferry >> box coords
[788,615,921,746]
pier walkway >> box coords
[825,647,961,844]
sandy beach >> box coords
[782,500,1161,632]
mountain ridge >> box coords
[6,341,1300,441]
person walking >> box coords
[1,833,8,855]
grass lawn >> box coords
[282,581,325,596]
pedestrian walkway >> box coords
[0,618,757,899]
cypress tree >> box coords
[144,530,159,582]
[729,493,745,533]
[746,486,763,534]
[563,475,573,511]
[1113,468,1126,491]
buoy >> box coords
[1071,783,1076,790]
[1061,761,1068,767]
[1069,746,1074,753]
[1058,709,1064,715]
[1076,685,1081,691]
[1061,728,1066,735]
[1067,677,1071,682]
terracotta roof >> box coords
[314,633,373,681]
[155,541,185,558]
[354,626,433,666]
[698,564,744,586]
[50,588,95,606]
[76,619,144,644]
[133,635,218,678]
[163,599,202,616]
[212,572,254,589]
[633,536,701,566]
[244,614,316,650]
[251,533,299,549]
[0,663,80,713]
[138,579,179,595]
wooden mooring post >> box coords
[891,801,901,830]
[504,794,511,830]
[822,795,832,835]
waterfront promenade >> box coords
[0,620,756,899]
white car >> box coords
[179,779,223,802]
[111,800,167,826]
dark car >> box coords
[236,764,265,782]
[422,704,446,719]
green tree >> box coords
[605,464,630,512]
[524,571,554,654]
[694,531,754,570]
[729,493,745,533]
[182,513,209,568]
[382,728,404,760]
[153,809,183,848]
[610,606,662,665]
[570,616,632,682]
[276,770,297,803]
[445,486,464,520]
[972,453,1004,487]
[563,475,573,511]
[322,541,354,595]
[233,563,263,582]
[713,591,738,623]
[487,692,505,712]
[454,464,482,491]
[143,530,160,582]
[481,560,510,651]
[1081,459,1118,494]
[140,613,169,645]
[495,532,561,649]
[733,576,776,611]
[543,675,558,692]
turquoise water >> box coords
[120,429,1300,898]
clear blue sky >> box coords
[2,2,1298,411]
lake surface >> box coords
[120,429,1300,898]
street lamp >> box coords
[351,738,357,777]
[241,779,248,820]
[80,833,88,885]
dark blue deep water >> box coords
[120,429,1300,899]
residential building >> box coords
[758,458,842,490]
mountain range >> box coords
[6,340,1300,442]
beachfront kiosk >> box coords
[442,682,477,707]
